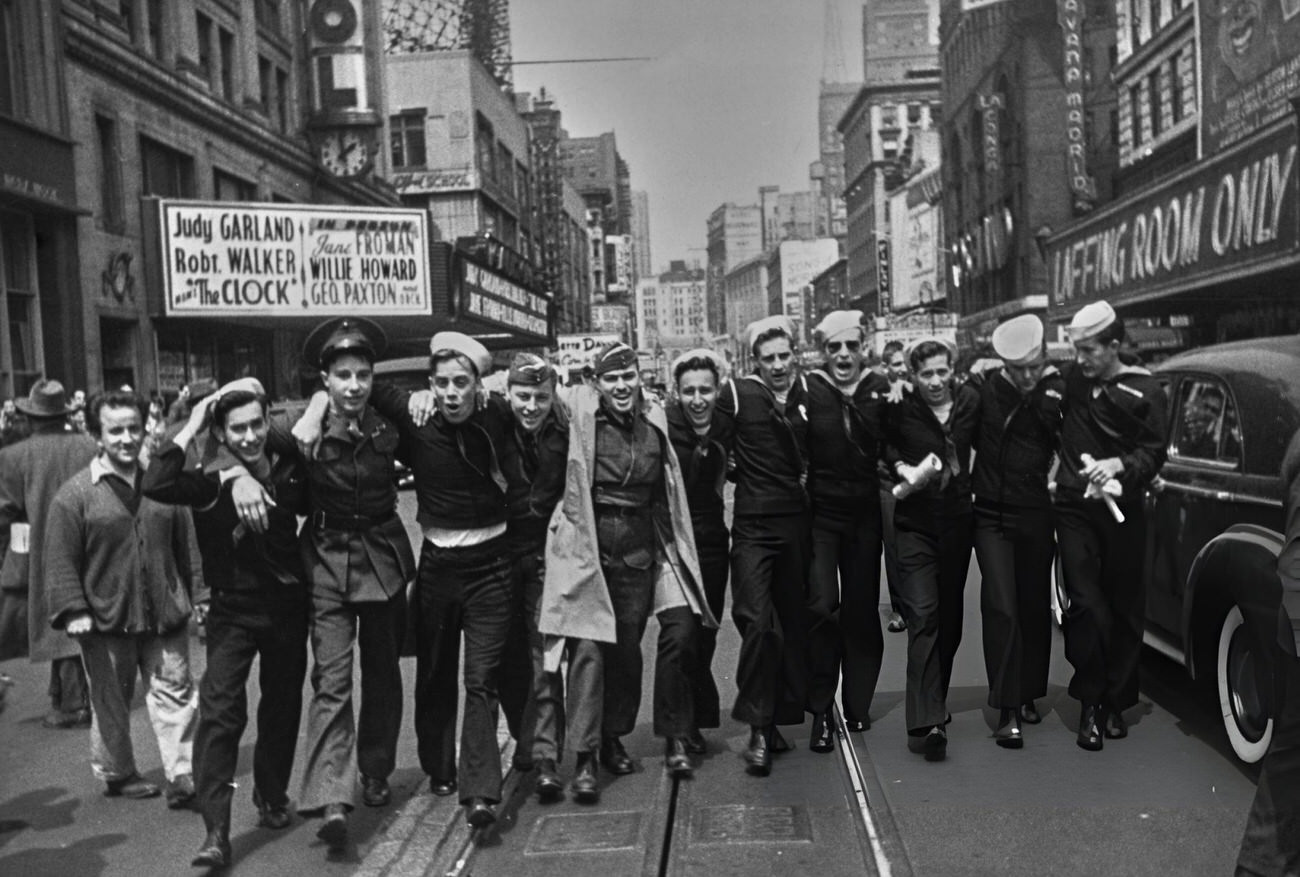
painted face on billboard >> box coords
[1213,0,1278,85]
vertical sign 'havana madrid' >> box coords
[1059,0,1096,211]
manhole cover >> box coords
[689,805,813,845]
[526,811,644,854]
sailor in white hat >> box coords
[1054,299,1168,751]
[803,310,893,750]
[969,313,1065,750]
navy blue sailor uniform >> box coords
[718,375,811,728]
[369,382,517,805]
[804,369,891,726]
[970,367,1065,711]
[882,381,981,734]
[1054,364,1167,714]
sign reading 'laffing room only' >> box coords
[159,200,432,317]
[1047,127,1298,308]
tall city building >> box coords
[863,0,941,84]
[633,260,708,357]
[518,88,594,333]
[630,190,652,281]
[705,203,763,336]
[816,82,860,242]
[939,0,1119,347]
[558,131,633,303]
[723,254,770,370]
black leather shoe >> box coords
[684,728,707,755]
[600,736,635,775]
[1018,701,1043,725]
[191,829,231,868]
[253,789,291,829]
[923,726,948,761]
[466,798,495,828]
[994,709,1023,749]
[1104,708,1128,739]
[1076,704,1103,752]
[361,775,390,807]
[535,758,563,802]
[842,713,870,733]
[104,773,160,799]
[810,711,834,753]
[429,777,457,797]
[665,738,693,779]
[316,803,348,849]
[743,726,771,776]
[571,753,599,804]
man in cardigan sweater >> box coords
[45,390,203,804]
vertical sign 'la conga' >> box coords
[159,200,431,317]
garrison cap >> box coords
[507,352,556,386]
[593,341,638,376]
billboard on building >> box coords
[778,239,840,339]
[158,201,431,318]
[1200,0,1300,154]
[556,333,622,371]
[892,190,940,311]
[590,303,631,339]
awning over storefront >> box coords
[0,117,84,214]
[1044,120,1300,321]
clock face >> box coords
[318,129,370,178]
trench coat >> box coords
[0,429,97,661]
[538,386,719,651]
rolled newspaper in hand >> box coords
[8,523,28,554]
[892,452,943,499]
[1080,454,1125,523]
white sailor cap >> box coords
[745,315,795,353]
[814,310,865,345]
[1067,301,1117,343]
[670,347,727,381]
[991,314,1045,364]
[430,331,493,378]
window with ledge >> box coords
[141,136,195,198]
[218,27,234,101]
[0,213,42,398]
[0,0,23,118]
[257,55,272,113]
[214,168,256,201]
[255,0,281,36]
[476,115,495,181]
[97,115,124,231]
[389,111,427,168]
[275,67,289,131]
[196,13,212,83]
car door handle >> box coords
[1149,477,1166,494]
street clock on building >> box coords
[305,0,381,179]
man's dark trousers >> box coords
[807,505,883,721]
[974,504,1053,709]
[194,592,307,833]
[690,516,729,729]
[414,537,512,803]
[730,512,811,727]
[1055,498,1146,712]
[567,509,698,749]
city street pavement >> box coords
[0,489,1262,875]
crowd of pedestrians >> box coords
[0,300,1175,870]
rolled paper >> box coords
[1080,454,1125,524]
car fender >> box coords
[1181,523,1283,682]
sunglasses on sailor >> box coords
[825,339,861,354]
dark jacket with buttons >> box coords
[970,368,1066,510]
[45,462,203,634]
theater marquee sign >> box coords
[1047,125,1299,309]
[157,200,432,317]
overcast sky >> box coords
[510,0,863,274]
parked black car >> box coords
[1140,335,1300,763]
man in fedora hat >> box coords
[1055,301,1166,751]
[0,379,97,727]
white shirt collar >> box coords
[89,455,137,485]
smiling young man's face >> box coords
[509,381,555,434]
[677,368,718,428]
[322,353,373,418]
[218,400,269,466]
[597,367,641,414]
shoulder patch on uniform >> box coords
[1115,382,1145,399]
